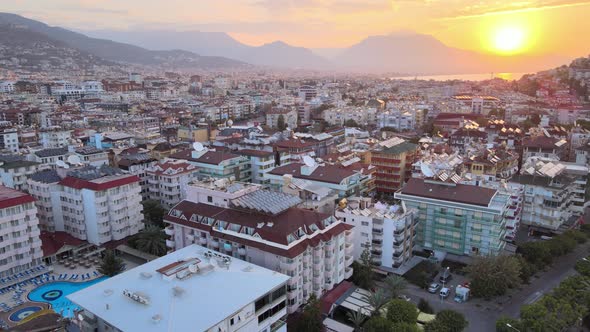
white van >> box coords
[440,287,451,299]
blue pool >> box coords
[28,278,107,318]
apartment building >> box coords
[395,178,510,257]
[266,109,298,130]
[164,179,353,313]
[0,186,43,280]
[510,158,589,233]
[117,152,158,199]
[39,127,71,148]
[30,147,68,167]
[146,160,199,209]
[235,149,276,184]
[74,147,109,167]
[367,137,419,195]
[27,166,144,245]
[522,136,568,161]
[0,127,19,153]
[336,197,417,272]
[0,156,43,191]
[170,148,251,182]
[69,244,289,332]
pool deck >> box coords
[0,258,139,329]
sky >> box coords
[5,0,590,57]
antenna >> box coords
[303,155,316,168]
[192,142,204,151]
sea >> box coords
[392,72,530,82]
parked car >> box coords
[439,269,452,283]
[440,287,451,299]
[427,283,441,293]
[398,295,411,302]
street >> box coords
[401,243,590,332]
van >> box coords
[440,287,451,298]
[439,269,452,283]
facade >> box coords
[146,160,199,209]
[336,197,417,272]
[266,109,298,130]
[39,128,72,148]
[367,137,419,195]
[235,149,276,185]
[522,136,568,161]
[395,178,510,257]
[0,186,43,280]
[27,166,144,244]
[0,158,43,191]
[117,154,158,199]
[0,127,19,153]
[164,179,353,313]
[170,149,251,182]
[68,244,290,332]
[75,147,109,167]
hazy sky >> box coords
[6,0,590,56]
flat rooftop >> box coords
[67,244,289,332]
[399,178,497,207]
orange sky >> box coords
[7,0,590,56]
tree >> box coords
[295,295,323,332]
[277,114,287,131]
[134,225,167,257]
[364,316,394,332]
[464,256,521,298]
[141,200,166,228]
[98,250,125,277]
[344,119,359,127]
[519,241,553,268]
[424,310,468,332]
[346,307,366,331]
[363,289,389,316]
[351,246,374,289]
[418,298,434,314]
[391,323,420,332]
[386,299,418,324]
[383,275,407,298]
[495,316,522,332]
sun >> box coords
[492,26,526,54]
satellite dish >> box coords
[63,163,70,169]
[67,155,81,165]
[303,155,316,168]
[188,264,198,273]
[56,160,66,168]
[78,314,84,321]
[227,119,233,127]
[192,142,204,151]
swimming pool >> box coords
[28,277,107,318]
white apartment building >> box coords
[146,160,199,209]
[236,149,276,184]
[27,166,144,244]
[0,128,19,152]
[336,197,417,272]
[75,147,109,167]
[377,109,415,131]
[0,81,15,93]
[39,127,72,148]
[323,107,377,127]
[117,153,158,199]
[0,157,43,192]
[164,179,354,313]
[0,186,43,280]
[69,244,289,332]
[511,158,589,233]
[266,109,298,130]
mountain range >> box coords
[0,12,575,74]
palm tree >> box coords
[135,226,167,256]
[346,307,367,331]
[383,275,408,299]
[363,288,389,316]
[98,250,125,277]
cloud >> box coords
[255,0,392,14]
[440,0,590,20]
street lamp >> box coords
[506,323,520,332]
[582,258,588,262]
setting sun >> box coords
[492,26,526,54]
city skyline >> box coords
[4,0,590,59]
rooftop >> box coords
[399,177,497,207]
[33,147,68,157]
[67,244,289,332]
[0,185,35,209]
[268,163,357,184]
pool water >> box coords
[28,277,107,318]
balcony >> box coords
[199,237,208,245]
[345,267,353,279]
[280,260,297,271]
[166,239,175,248]
[223,243,232,252]
[345,242,353,254]
[287,289,298,300]
[210,239,219,249]
[238,247,246,256]
[164,227,174,236]
[345,255,354,266]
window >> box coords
[207,196,213,203]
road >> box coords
[401,243,589,332]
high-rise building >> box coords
[368,137,419,195]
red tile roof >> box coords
[40,231,85,256]
[0,186,35,209]
[58,175,140,191]
[321,281,354,315]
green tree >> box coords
[351,246,374,289]
[344,119,359,127]
[363,289,389,316]
[495,316,522,332]
[424,310,468,332]
[575,258,590,277]
[98,250,125,277]
[391,322,420,332]
[418,298,434,314]
[364,316,394,332]
[277,114,287,131]
[295,295,323,332]
[134,225,167,257]
[386,299,418,324]
[464,256,521,298]
[383,275,407,298]
[141,200,166,228]
[519,241,553,268]
[346,307,366,331]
